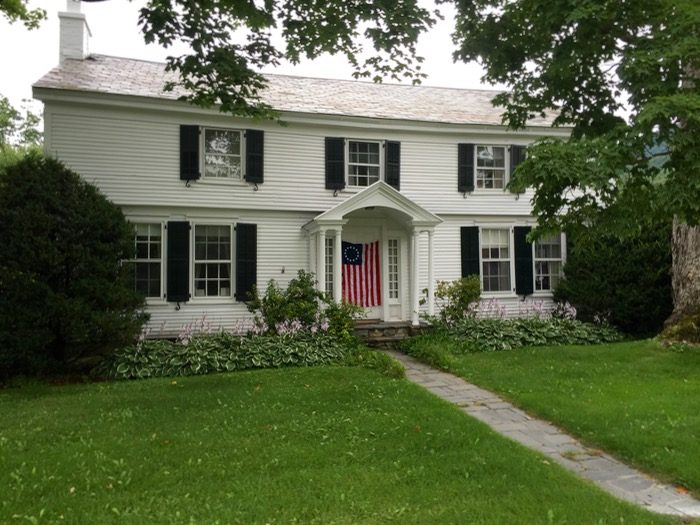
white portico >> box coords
[304,182,442,326]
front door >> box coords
[342,225,384,320]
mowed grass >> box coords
[405,336,700,497]
[0,367,676,524]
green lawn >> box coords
[404,336,700,497]
[0,367,675,524]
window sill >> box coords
[189,296,237,305]
[196,178,249,187]
[481,291,518,299]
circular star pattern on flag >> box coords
[344,244,361,263]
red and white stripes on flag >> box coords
[342,240,382,307]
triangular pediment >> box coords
[306,182,442,230]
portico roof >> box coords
[303,181,442,231]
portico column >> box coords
[411,229,420,326]
[333,228,342,302]
[427,229,435,317]
[317,229,326,295]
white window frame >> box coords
[387,238,400,303]
[478,226,515,295]
[131,221,165,301]
[533,233,564,294]
[474,145,508,191]
[190,222,235,303]
[200,127,245,183]
[346,139,383,188]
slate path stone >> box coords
[386,350,700,518]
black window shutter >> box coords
[385,141,401,190]
[325,137,345,190]
[460,226,480,277]
[509,145,527,193]
[458,143,475,192]
[180,125,200,181]
[235,223,257,302]
[514,226,534,295]
[245,129,264,184]
[166,221,190,302]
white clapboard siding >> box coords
[47,102,541,216]
[129,208,315,336]
[415,216,557,317]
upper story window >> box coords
[132,223,162,298]
[481,228,511,292]
[534,234,563,291]
[194,225,232,297]
[203,128,242,179]
[348,140,381,187]
[476,145,506,189]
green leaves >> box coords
[406,318,623,355]
[0,0,45,29]
[454,0,700,230]
[138,0,437,118]
[101,333,348,380]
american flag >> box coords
[342,241,382,307]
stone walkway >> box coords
[386,350,700,518]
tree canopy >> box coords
[0,0,45,29]
[458,0,700,236]
[137,0,438,118]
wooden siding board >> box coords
[48,105,536,215]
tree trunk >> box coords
[667,218,700,324]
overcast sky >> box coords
[0,0,498,111]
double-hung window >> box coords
[194,225,232,297]
[534,235,563,291]
[203,128,242,179]
[476,145,506,189]
[132,223,162,298]
[348,140,381,187]
[481,228,511,292]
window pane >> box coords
[136,242,148,259]
[205,129,240,155]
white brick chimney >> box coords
[59,0,91,64]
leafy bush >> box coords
[0,153,146,378]
[404,317,622,355]
[554,226,672,335]
[247,270,362,337]
[99,332,403,380]
[423,276,481,325]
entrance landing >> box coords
[354,320,426,347]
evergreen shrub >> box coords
[554,225,673,335]
[0,153,146,378]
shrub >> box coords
[99,332,403,380]
[404,317,623,355]
[247,270,362,337]
[0,153,146,378]
[554,225,672,335]
[424,276,481,325]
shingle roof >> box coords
[34,54,556,127]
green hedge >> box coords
[99,332,403,380]
[554,225,672,335]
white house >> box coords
[32,1,569,335]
